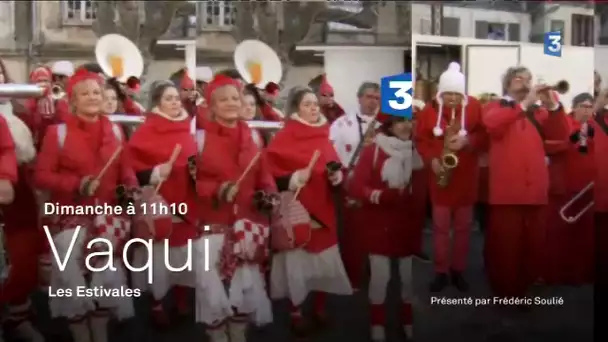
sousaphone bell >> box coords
[95,34,144,88]
[234,40,282,89]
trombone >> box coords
[559,182,594,223]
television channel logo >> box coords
[544,31,562,57]
[380,73,413,119]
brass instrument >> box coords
[95,34,144,84]
[234,40,282,89]
[552,80,570,94]
[51,83,65,99]
[559,182,594,223]
[538,79,570,95]
[437,108,459,188]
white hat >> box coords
[51,60,74,77]
[195,66,213,82]
[433,62,467,137]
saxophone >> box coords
[437,108,459,188]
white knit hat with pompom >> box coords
[433,62,468,137]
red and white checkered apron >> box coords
[271,191,311,250]
[232,219,269,261]
[216,219,269,280]
[92,214,131,253]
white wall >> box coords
[323,48,405,114]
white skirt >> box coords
[195,234,272,326]
[270,244,353,306]
[49,228,134,320]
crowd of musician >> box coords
[0,52,605,342]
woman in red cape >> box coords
[0,58,44,341]
[348,113,417,341]
[126,80,203,328]
[194,75,277,342]
[34,68,137,342]
[265,86,352,337]
[543,93,596,285]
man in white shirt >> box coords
[330,82,380,168]
[329,82,380,289]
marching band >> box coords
[0,33,604,342]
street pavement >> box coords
[25,228,593,342]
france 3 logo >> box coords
[544,31,562,58]
[380,73,413,119]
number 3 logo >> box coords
[388,81,413,110]
[548,34,561,53]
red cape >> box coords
[265,118,339,231]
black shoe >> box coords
[450,270,469,292]
[414,252,431,263]
[428,273,449,292]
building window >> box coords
[507,23,520,42]
[198,1,236,30]
[475,21,520,42]
[62,0,96,24]
[571,14,594,47]
[550,20,565,44]
[441,17,460,37]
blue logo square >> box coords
[544,31,562,57]
[380,73,413,119]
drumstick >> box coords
[293,150,321,201]
[235,152,261,187]
[154,144,182,194]
[94,146,123,182]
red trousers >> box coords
[0,229,43,305]
[544,193,595,285]
[431,205,473,273]
[485,205,546,297]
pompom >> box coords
[433,126,443,137]
[264,82,280,95]
[448,62,461,72]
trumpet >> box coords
[559,182,594,223]
[437,108,459,188]
[537,80,570,95]
[51,83,65,99]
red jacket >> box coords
[128,112,199,246]
[22,98,69,151]
[195,120,276,227]
[0,115,17,183]
[34,115,136,208]
[483,101,569,205]
[593,112,608,212]
[265,118,341,253]
[415,96,487,207]
[349,143,417,257]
